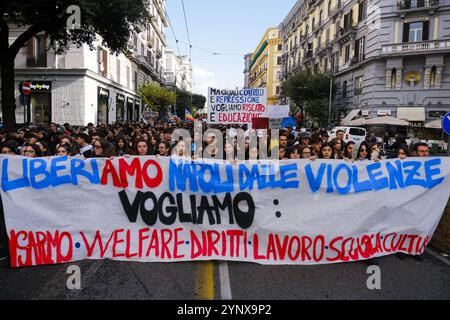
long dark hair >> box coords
[357,141,370,160]
[115,136,131,156]
[343,141,355,159]
[94,138,115,158]
[319,142,335,159]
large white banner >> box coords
[207,87,267,125]
[1,156,449,268]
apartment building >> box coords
[280,0,450,134]
[3,0,168,126]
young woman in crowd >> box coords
[355,142,371,161]
[56,144,71,156]
[278,147,287,160]
[93,138,115,158]
[22,144,42,158]
[224,142,236,163]
[319,143,334,159]
[329,138,343,159]
[396,146,409,160]
[115,136,131,156]
[289,146,302,159]
[300,146,313,159]
[1,142,18,155]
[133,139,150,156]
[157,141,171,157]
[149,135,160,155]
[343,141,355,160]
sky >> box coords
[165,0,297,98]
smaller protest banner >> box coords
[267,105,289,119]
[208,87,268,125]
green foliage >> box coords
[138,82,176,113]
[281,70,336,126]
[1,0,148,128]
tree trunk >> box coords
[1,54,16,129]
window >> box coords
[278,44,282,51]
[342,81,347,97]
[127,66,130,88]
[391,68,397,88]
[27,35,47,67]
[355,76,363,95]
[116,59,121,84]
[276,86,281,95]
[349,128,366,136]
[403,21,429,43]
[328,0,332,16]
[354,37,365,62]
[344,44,351,63]
[98,47,108,78]
[277,56,282,65]
[430,66,437,86]
[343,10,353,30]
[358,0,367,22]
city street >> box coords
[1,249,449,300]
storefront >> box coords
[116,93,125,122]
[397,107,426,138]
[97,87,110,125]
[126,97,134,121]
[134,99,141,121]
[26,81,52,125]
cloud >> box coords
[192,66,216,97]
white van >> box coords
[328,127,367,143]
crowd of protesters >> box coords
[0,119,435,263]
[0,120,431,162]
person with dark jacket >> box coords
[74,133,94,158]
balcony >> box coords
[315,41,331,57]
[147,36,155,48]
[155,48,162,59]
[335,26,357,45]
[328,2,343,19]
[381,39,450,55]
[398,0,439,11]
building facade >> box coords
[165,49,193,92]
[279,0,450,134]
[249,27,283,105]
[243,53,252,88]
[3,0,168,126]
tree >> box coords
[0,0,148,129]
[281,70,335,127]
[138,82,175,120]
[171,88,206,120]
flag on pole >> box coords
[185,108,194,122]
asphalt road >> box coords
[0,249,449,300]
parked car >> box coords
[328,127,367,144]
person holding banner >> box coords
[74,133,94,159]
[343,141,355,161]
[115,137,132,157]
[93,139,115,158]
[1,142,18,156]
[330,138,344,160]
[133,139,151,156]
[319,143,334,159]
[157,141,171,157]
[22,144,42,158]
[355,141,371,161]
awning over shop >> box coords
[365,116,409,126]
[424,119,443,129]
[341,109,361,125]
[397,107,426,122]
